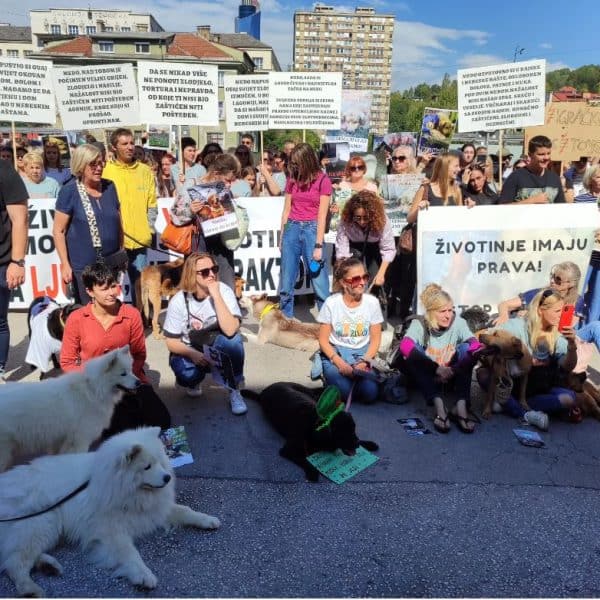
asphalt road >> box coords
[1,304,600,598]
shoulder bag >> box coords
[76,180,128,271]
[160,220,196,256]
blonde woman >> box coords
[43,140,72,185]
[394,283,483,433]
[21,151,60,199]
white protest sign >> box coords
[0,58,55,124]
[268,72,342,130]
[224,74,269,132]
[137,61,218,126]
[457,58,546,132]
[52,63,139,130]
[416,204,597,314]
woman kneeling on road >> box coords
[394,283,482,433]
[163,252,247,415]
[317,257,383,404]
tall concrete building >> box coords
[293,4,394,135]
[235,0,260,40]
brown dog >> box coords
[478,329,533,418]
[565,372,600,420]
[239,294,320,352]
[137,259,185,339]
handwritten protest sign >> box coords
[418,107,458,155]
[268,72,342,130]
[137,61,218,125]
[307,446,379,484]
[325,90,372,152]
[224,74,269,132]
[52,63,139,130]
[458,59,546,132]
[381,173,425,234]
[0,58,55,124]
[416,204,597,314]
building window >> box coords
[136,24,149,32]
[135,42,150,54]
[207,132,223,146]
[253,56,263,69]
[68,25,79,35]
[218,70,224,87]
[7,49,19,58]
[121,27,131,32]
[99,41,114,53]
[218,101,224,120]
[86,26,96,34]
[24,50,33,56]
[104,26,114,32]
[50,24,61,34]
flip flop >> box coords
[433,414,450,433]
[448,412,476,434]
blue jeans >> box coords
[0,265,10,370]
[503,388,575,418]
[169,333,245,389]
[321,343,379,404]
[279,219,329,318]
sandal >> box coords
[448,411,476,433]
[433,414,450,433]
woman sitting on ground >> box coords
[335,190,395,288]
[317,257,383,404]
[60,262,171,438]
[162,252,247,416]
[394,283,482,433]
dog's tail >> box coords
[241,389,261,403]
[141,281,150,322]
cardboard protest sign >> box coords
[307,446,379,484]
[224,74,269,132]
[137,61,218,126]
[52,63,139,130]
[381,173,425,234]
[0,57,55,124]
[416,204,596,314]
[325,90,372,152]
[418,107,458,155]
[458,59,546,132]
[268,72,342,130]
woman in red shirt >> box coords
[60,262,170,438]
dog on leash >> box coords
[0,346,138,473]
[242,382,378,482]
[0,427,220,597]
[478,329,533,418]
[25,296,82,377]
[239,294,321,352]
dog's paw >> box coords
[35,554,63,576]
[129,565,157,590]
[359,440,379,452]
[16,580,45,598]
[196,513,221,530]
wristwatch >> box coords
[10,259,25,267]
[314,243,323,249]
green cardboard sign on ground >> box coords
[307,446,379,484]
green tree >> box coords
[263,129,321,152]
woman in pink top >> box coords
[279,143,332,317]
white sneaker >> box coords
[177,383,203,398]
[524,410,549,431]
[229,389,247,415]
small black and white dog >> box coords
[25,296,82,378]
[242,382,378,482]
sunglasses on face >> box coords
[392,156,407,162]
[349,165,365,172]
[343,273,369,287]
[353,214,369,222]
[551,274,574,286]
[196,265,220,277]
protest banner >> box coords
[380,173,425,234]
[0,57,55,124]
[224,74,269,132]
[268,72,342,130]
[524,102,600,161]
[137,61,218,126]
[52,63,139,130]
[325,90,372,152]
[418,107,458,155]
[416,204,597,314]
[373,132,418,154]
[458,59,546,133]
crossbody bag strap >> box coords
[75,179,102,253]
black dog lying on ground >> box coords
[242,382,378,482]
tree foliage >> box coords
[263,129,321,151]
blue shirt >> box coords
[23,176,60,199]
[170,163,206,187]
[55,179,122,271]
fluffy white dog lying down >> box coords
[0,427,221,597]
[0,346,139,472]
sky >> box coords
[5,0,600,91]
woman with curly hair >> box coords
[335,190,395,288]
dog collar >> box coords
[315,386,344,431]
[259,303,279,322]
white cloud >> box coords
[539,42,552,49]
[546,60,569,72]
[456,53,507,69]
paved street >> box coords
[1,305,600,598]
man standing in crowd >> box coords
[170,136,206,187]
[240,133,254,149]
[0,157,28,380]
[564,156,589,198]
[500,135,565,204]
[103,128,157,305]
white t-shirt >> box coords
[25,305,63,372]
[162,283,241,345]
[317,292,383,349]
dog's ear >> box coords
[126,444,142,463]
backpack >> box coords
[386,314,430,370]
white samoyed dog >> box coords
[0,346,139,472]
[0,426,221,597]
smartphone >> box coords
[476,154,487,165]
[559,304,575,331]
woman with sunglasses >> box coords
[490,288,579,430]
[317,257,384,404]
[335,190,395,289]
[162,252,247,415]
[394,283,482,433]
[340,156,377,194]
[279,142,332,318]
